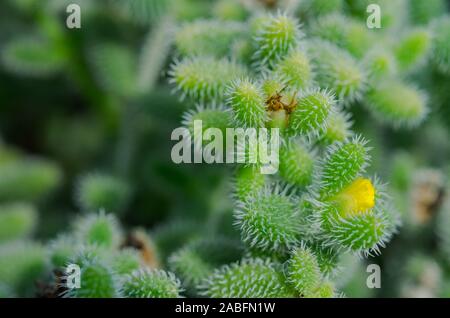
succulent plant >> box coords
[1,0,449,301]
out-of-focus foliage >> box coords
[0,0,449,298]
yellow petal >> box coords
[337,178,375,216]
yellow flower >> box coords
[336,178,375,216]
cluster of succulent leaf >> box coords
[382,154,450,297]
[1,0,450,299]
[168,2,408,297]
[166,0,450,298]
